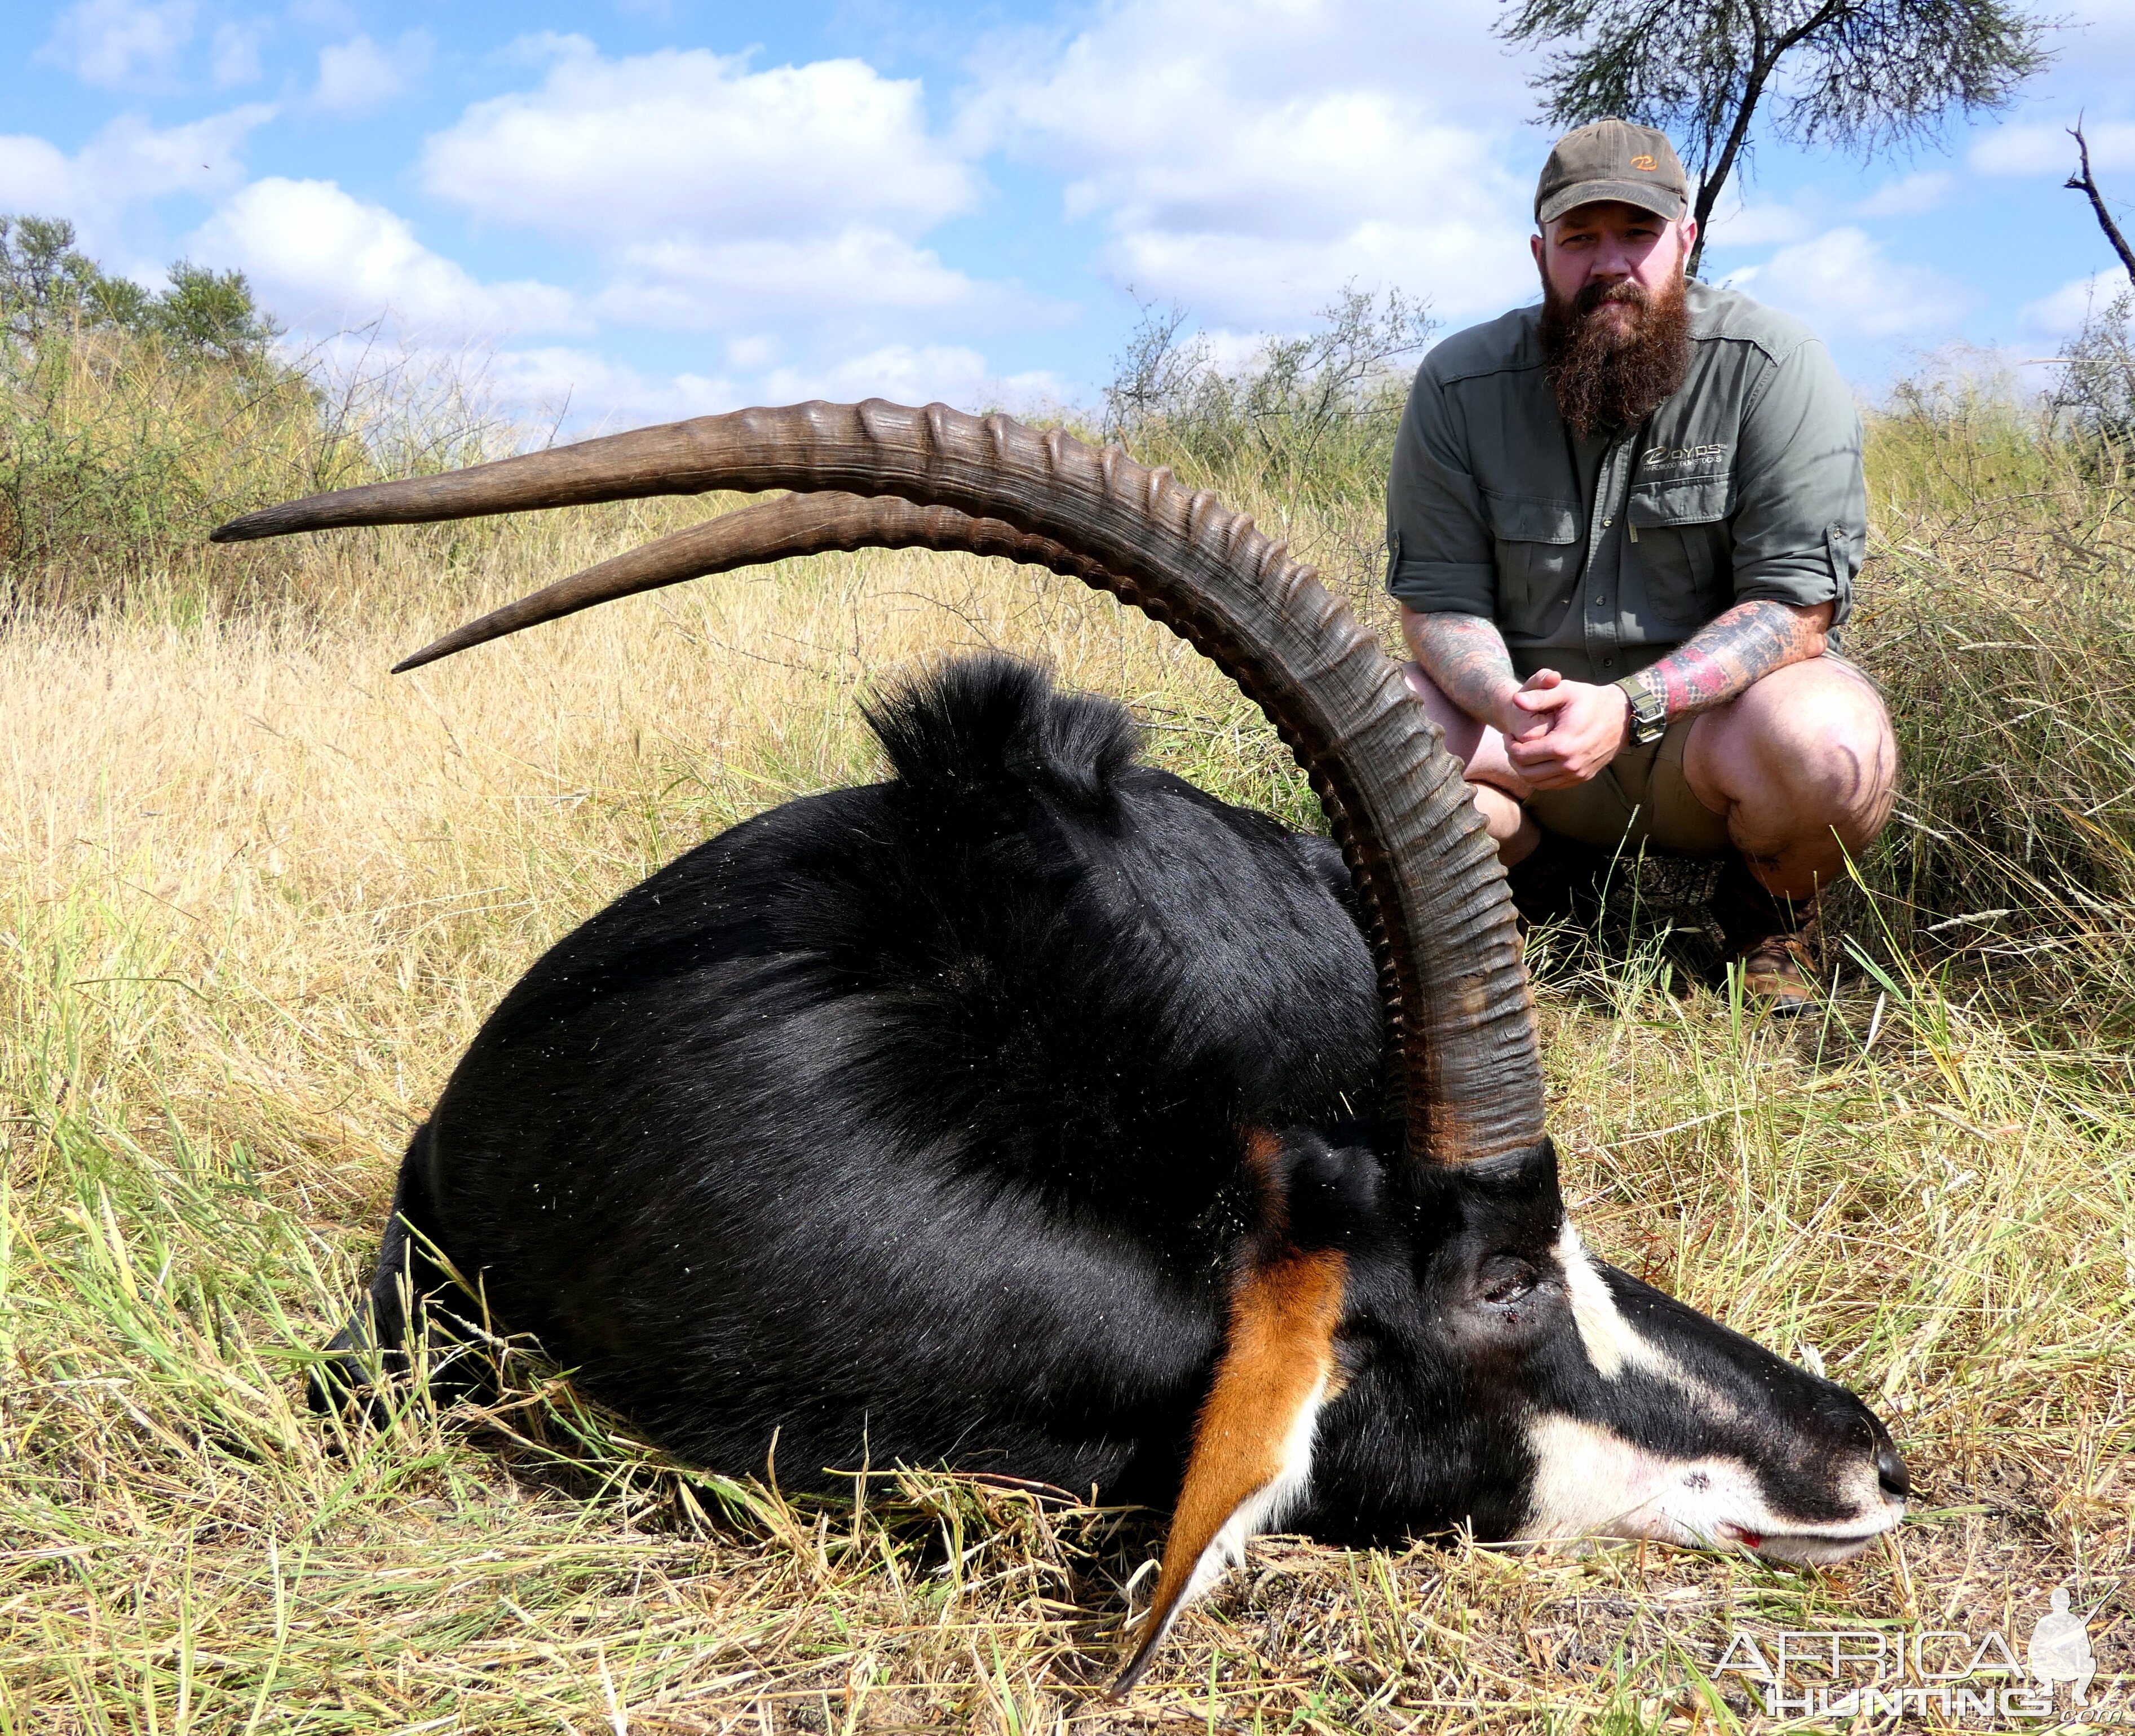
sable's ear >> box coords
[1111,1132,1356,1697]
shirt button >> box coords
[1602,516,1614,528]
[1594,595,1608,608]
[1602,657,1616,668]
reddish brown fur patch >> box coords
[1115,1131,1348,1693]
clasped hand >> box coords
[1497,668,1629,791]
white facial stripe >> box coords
[1518,1412,1903,1561]
[1555,1223,1806,1441]
[1557,1220,1667,1380]
[1520,1412,1682,1540]
[1535,1223,1904,1565]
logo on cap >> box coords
[1631,154,1657,171]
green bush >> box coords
[0,214,517,617]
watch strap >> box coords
[1614,675,1669,745]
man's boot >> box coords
[1709,854,1818,1014]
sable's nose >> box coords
[1876,1440,1911,1500]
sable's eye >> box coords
[1476,1254,1537,1305]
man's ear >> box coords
[1531,231,1546,270]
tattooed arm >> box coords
[1403,599,1832,792]
[1401,608,1524,734]
[1403,608,1616,791]
[1623,599,1833,719]
[1497,599,1834,789]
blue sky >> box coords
[6,0,2135,432]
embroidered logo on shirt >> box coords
[1642,442,1729,470]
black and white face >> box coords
[1305,1141,1909,1561]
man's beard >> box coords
[1540,272,1692,439]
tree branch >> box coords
[2066,123,2135,287]
[1505,0,2051,281]
[1685,0,1858,276]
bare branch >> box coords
[2065,123,2135,287]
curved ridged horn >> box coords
[391,493,1116,674]
[212,400,1541,1166]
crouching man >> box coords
[1389,117,1898,1009]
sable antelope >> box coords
[213,401,1909,1691]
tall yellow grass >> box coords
[2,485,2128,1728]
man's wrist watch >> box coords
[1615,675,1668,746]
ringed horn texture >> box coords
[210,399,1542,1166]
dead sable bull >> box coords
[215,401,1908,1691]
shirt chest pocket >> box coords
[1483,491,1581,637]
[1628,476,1732,627]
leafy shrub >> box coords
[0,215,524,618]
[2054,285,2135,451]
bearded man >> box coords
[1388,118,1897,1009]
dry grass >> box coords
[2,479,2131,1731]
[1848,382,2135,1029]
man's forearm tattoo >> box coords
[1626,600,1829,720]
[1408,612,1517,726]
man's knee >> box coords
[1400,662,1537,856]
[1691,662,1897,844]
[1400,662,1484,764]
[1771,674,1897,843]
[1401,661,1531,797]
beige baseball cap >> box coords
[1535,118,1688,225]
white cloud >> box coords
[593,229,1046,333]
[1097,207,1529,331]
[313,32,430,116]
[958,0,1536,330]
[758,343,1069,415]
[0,106,271,258]
[210,19,267,87]
[2018,268,2130,339]
[461,341,1067,438]
[408,41,1043,361]
[1853,172,1957,218]
[38,0,196,88]
[480,346,737,432]
[188,178,583,338]
[420,44,977,246]
[1972,119,2135,177]
[1727,227,1975,340]
[1699,198,1821,249]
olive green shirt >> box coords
[1385,279,1865,682]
